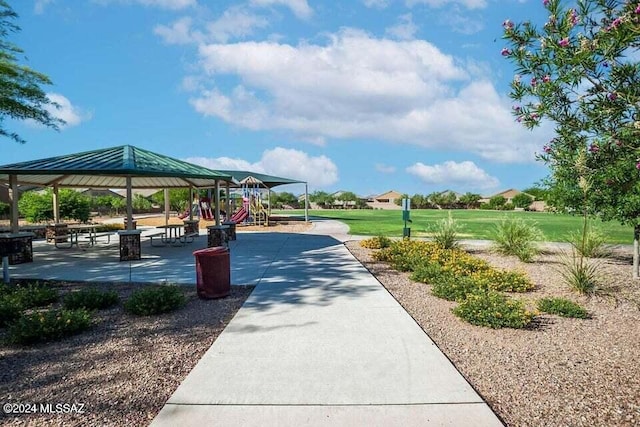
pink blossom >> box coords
[636,5,640,14]
[531,77,538,86]
[608,92,618,101]
[636,162,640,170]
[615,140,623,147]
[501,47,512,56]
[589,144,599,153]
[513,105,521,112]
[543,145,552,153]
[530,113,539,120]
[569,9,579,26]
[503,20,514,30]
[543,0,549,6]
[558,38,570,47]
[543,75,551,83]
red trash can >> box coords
[193,246,230,299]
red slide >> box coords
[231,207,248,223]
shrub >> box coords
[537,297,589,319]
[512,193,534,209]
[0,201,9,216]
[5,309,92,345]
[410,262,448,284]
[124,285,186,316]
[453,290,534,329]
[492,216,542,262]
[558,251,599,294]
[471,269,535,293]
[63,288,119,310]
[566,227,609,258]
[360,235,392,249]
[431,275,482,302]
[431,212,461,250]
[0,296,23,327]
[18,190,54,223]
[6,282,58,309]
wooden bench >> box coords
[53,234,75,249]
[145,231,166,247]
[180,232,200,244]
[81,232,116,245]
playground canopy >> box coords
[217,170,303,188]
[0,145,233,232]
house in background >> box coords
[480,188,547,211]
[367,190,403,210]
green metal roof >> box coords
[0,145,232,189]
[218,170,303,189]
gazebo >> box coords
[0,145,233,266]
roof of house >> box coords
[375,190,403,200]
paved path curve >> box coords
[152,220,503,426]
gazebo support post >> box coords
[9,174,19,233]
[267,187,271,226]
[52,184,60,224]
[304,182,309,223]
[126,177,133,231]
[164,188,170,227]
[189,187,194,221]
[214,180,221,226]
[225,182,230,218]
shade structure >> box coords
[218,170,302,189]
[0,145,233,189]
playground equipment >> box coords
[178,196,214,221]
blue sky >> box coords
[6,0,553,197]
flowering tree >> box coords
[502,0,640,277]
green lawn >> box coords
[275,209,634,244]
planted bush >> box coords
[124,285,186,316]
[12,283,59,309]
[63,288,119,310]
[0,296,23,327]
[453,291,534,329]
[431,275,482,302]
[360,235,392,249]
[537,297,589,319]
[410,262,448,284]
[566,227,609,258]
[6,309,92,345]
[431,212,461,250]
[492,216,542,262]
[559,251,599,295]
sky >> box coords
[5,0,554,197]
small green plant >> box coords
[0,296,23,327]
[5,309,92,345]
[453,290,534,329]
[558,251,599,294]
[63,288,119,310]
[0,282,58,309]
[360,235,392,249]
[124,285,186,316]
[410,262,448,284]
[431,275,483,302]
[537,297,589,319]
[431,212,461,250]
[492,216,542,262]
[566,227,609,258]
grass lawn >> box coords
[275,209,634,244]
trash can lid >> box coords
[193,246,228,256]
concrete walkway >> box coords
[152,220,503,426]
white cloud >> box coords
[185,147,338,188]
[34,0,54,14]
[249,0,313,19]
[375,163,396,174]
[190,29,543,163]
[206,7,270,43]
[407,160,499,190]
[44,93,90,128]
[446,9,485,34]
[154,17,199,45]
[386,14,418,41]
[363,0,390,8]
[406,0,487,9]
[94,0,195,9]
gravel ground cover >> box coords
[0,282,253,426]
[347,241,640,427]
